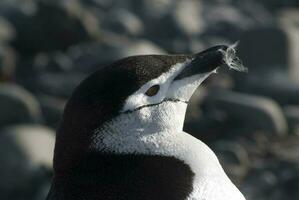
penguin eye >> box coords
[145,85,160,96]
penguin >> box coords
[47,45,246,200]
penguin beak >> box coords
[166,45,229,102]
[174,45,228,80]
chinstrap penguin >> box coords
[47,45,246,200]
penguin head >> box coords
[53,45,228,174]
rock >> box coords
[185,87,207,125]
[69,40,166,70]
[0,46,16,81]
[200,0,274,41]
[31,71,86,97]
[33,51,73,72]
[120,39,167,57]
[279,9,299,82]
[101,8,144,36]
[188,38,205,53]
[233,27,299,105]
[235,69,299,105]
[186,88,288,141]
[270,134,299,162]
[257,0,299,11]
[0,0,37,16]
[67,43,103,73]
[0,16,15,43]
[172,0,204,36]
[0,84,42,127]
[81,0,118,10]
[129,0,193,52]
[131,0,174,21]
[284,106,299,135]
[0,124,55,167]
[6,1,90,55]
[238,27,289,71]
[212,141,250,185]
[38,95,66,128]
[0,124,55,200]
[242,168,279,200]
[242,161,299,200]
[202,89,288,136]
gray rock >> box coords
[0,124,55,168]
[234,69,299,105]
[131,0,174,20]
[5,1,90,55]
[270,134,299,162]
[200,0,274,42]
[0,46,16,81]
[33,71,86,97]
[117,39,167,57]
[69,39,166,70]
[212,141,249,185]
[242,161,299,200]
[33,51,74,72]
[0,0,37,15]
[38,95,66,128]
[128,0,194,52]
[81,0,118,10]
[188,38,205,53]
[238,27,289,71]
[67,43,103,73]
[280,9,299,82]
[172,0,204,36]
[101,8,144,36]
[0,84,42,127]
[203,89,288,136]
[185,87,207,125]
[233,27,299,105]
[0,124,55,200]
[257,0,299,11]
[0,16,15,43]
[283,106,299,135]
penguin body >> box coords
[47,46,246,200]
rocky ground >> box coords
[0,0,299,199]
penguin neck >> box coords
[90,101,188,153]
[89,100,226,178]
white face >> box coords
[119,59,214,133]
[121,59,213,114]
[90,59,215,153]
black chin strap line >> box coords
[121,98,188,114]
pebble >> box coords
[37,95,66,128]
[101,8,144,36]
[0,84,42,127]
[0,124,55,200]
[202,89,288,136]
[69,39,166,70]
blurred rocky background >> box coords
[0,0,299,199]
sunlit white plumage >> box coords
[48,45,246,200]
[91,55,245,200]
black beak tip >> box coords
[174,45,229,80]
[192,45,229,73]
